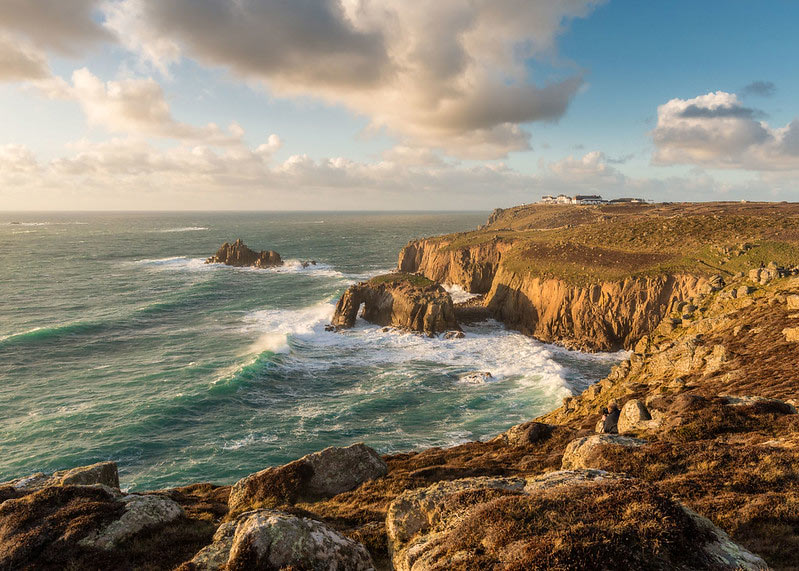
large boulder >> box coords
[228,443,387,513]
[617,399,653,433]
[1,461,120,491]
[205,239,282,268]
[331,273,459,336]
[386,470,767,571]
[188,509,375,570]
[561,434,646,470]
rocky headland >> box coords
[331,273,460,337]
[3,202,799,569]
[205,239,283,268]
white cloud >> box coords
[102,0,601,158]
[37,68,244,143]
[652,91,799,171]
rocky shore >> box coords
[3,202,799,569]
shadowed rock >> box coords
[228,443,387,513]
[205,239,282,268]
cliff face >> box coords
[398,239,706,351]
[331,274,459,336]
[206,239,283,268]
[398,238,509,293]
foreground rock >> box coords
[205,238,282,268]
[331,273,460,336]
[228,443,387,513]
[386,470,766,570]
[1,461,120,490]
[188,509,374,570]
[561,434,646,470]
[0,485,184,569]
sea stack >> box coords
[331,272,460,336]
[206,239,283,268]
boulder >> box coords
[499,421,551,447]
[443,330,465,339]
[561,434,646,470]
[722,395,797,414]
[386,470,766,571]
[617,399,653,433]
[331,273,459,336]
[205,239,282,268]
[2,461,120,491]
[80,493,184,550]
[189,510,374,571]
[228,443,387,513]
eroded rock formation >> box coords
[205,239,283,268]
[331,273,460,336]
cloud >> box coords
[102,0,601,158]
[652,91,799,170]
[741,80,776,98]
[37,68,244,143]
[0,34,49,81]
[0,0,110,55]
[3,140,799,210]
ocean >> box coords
[0,212,621,490]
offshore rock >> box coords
[331,273,459,336]
[189,509,375,571]
[228,443,387,513]
[205,238,282,268]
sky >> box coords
[1,0,798,210]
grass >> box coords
[417,202,799,285]
[368,272,436,287]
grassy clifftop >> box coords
[430,202,799,285]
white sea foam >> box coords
[237,299,593,400]
[222,432,278,450]
[159,227,209,233]
[443,284,480,304]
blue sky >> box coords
[0,0,797,209]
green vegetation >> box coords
[429,202,799,285]
[368,272,435,287]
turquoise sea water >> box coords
[0,212,621,490]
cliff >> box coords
[331,273,459,336]
[205,239,283,268]
[399,201,799,351]
[3,264,799,569]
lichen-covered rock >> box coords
[386,470,766,571]
[331,274,459,336]
[561,434,646,470]
[80,493,184,550]
[1,461,120,491]
[228,443,387,513]
[617,399,653,433]
[205,239,282,268]
[190,510,375,570]
[496,421,551,447]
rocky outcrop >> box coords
[399,239,706,351]
[386,470,766,571]
[189,509,375,571]
[331,274,459,336]
[205,239,282,268]
[1,461,120,490]
[561,434,647,470]
[228,443,387,513]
